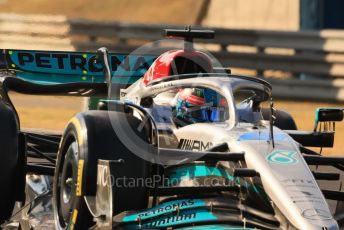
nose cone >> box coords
[230,128,339,229]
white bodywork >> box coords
[121,75,339,229]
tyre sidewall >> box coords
[53,119,92,230]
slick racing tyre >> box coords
[0,102,19,223]
[53,111,151,230]
[335,201,344,225]
[262,108,297,130]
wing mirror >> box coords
[314,108,343,132]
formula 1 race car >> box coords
[0,28,343,229]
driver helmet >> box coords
[173,88,227,126]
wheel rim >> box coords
[57,141,78,227]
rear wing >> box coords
[0,49,156,85]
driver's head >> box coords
[173,88,227,126]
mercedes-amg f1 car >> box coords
[0,28,343,229]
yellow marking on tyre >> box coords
[76,159,84,196]
[69,117,84,145]
[70,209,78,230]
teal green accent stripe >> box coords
[8,50,155,76]
[180,226,257,230]
[167,165,234,183]
[16,72,104,84]
[16,72,141,84]
[142,209,217,228]
[122,199,205,222]
[3,49,156,85]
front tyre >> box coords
[53,111,151,230]
[53,119,92,230]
